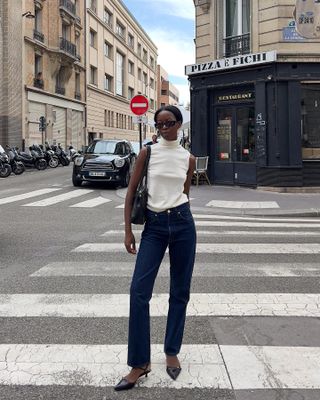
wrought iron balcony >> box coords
[59,37,76,58]
[33,29,44,43]
[33,77,44,89]
[55,86,65,95]
[224,33,250,58]
[59,0,76,16]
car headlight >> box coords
[114,158,125,168]
[74,156,84,166]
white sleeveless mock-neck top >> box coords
[147,137,190,212]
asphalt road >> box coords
[0,166,320,400]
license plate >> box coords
[89,171,105,177]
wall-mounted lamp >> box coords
[22,11,35,19]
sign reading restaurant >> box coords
[185,51,277,76]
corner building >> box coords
[187,0,320,187]
[86,0,157,142]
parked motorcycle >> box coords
[68,146,81,162]
[15,146,47,170]
[41,144,59,168]
[52,143,70,166]
[0,145,12,177]
[5,145,25,175]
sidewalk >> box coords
[117,185,320,217]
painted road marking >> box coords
[206,200,279,208]
[72,242,320,254]
[0,293,319,317]
[31,261,320,278]
[23,189,93,206]
[0,188,61,205]
[70,196,112,208]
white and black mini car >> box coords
[72,139,137,187]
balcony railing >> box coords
[33,77,44,89]
[55,86,65,95]
[224,33,250,58]
[59,0,76,15]
[33,29,44,43]
[59,37,76,57]
[75,92,81,100]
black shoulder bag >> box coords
[130,145,151,225]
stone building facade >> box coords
[188,0,320,187]
[0,1,24,147]
[157,65,179,108]
[23,0,86,150]
[0,0,86,150]
[86,0,158,143]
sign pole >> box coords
[139,121,142,150]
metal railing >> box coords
[224,33,250,57]
[33,77,44,89]
[59,37,76,57]
[33,29,44,43]
[55,86,65,95]
[59,0,76,15]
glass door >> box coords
[215,105,256,185]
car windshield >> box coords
[86,141,118,155]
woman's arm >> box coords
[183,154,196,198]
[124,146,148,254]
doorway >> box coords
[214,105,256,185]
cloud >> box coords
[132,0,194,20]
[149,28,195,78]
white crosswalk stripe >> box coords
[2,212,320,396]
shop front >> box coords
[186,51,320,187]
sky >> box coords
[122,0,195,106]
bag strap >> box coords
[142,145,151,186]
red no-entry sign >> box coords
[130,95,149,115]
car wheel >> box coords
[72,172,82,187]
[121,169,130,188]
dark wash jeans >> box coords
[128,202,196,367]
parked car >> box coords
[72,139,137,187]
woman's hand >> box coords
[124,231,137,254]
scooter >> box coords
[5,145,25,175]
[0,145,12,177]
[15,146,47,170]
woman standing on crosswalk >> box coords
[115,105,197,391]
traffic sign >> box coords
[130,95,149,115]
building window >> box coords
[104,7,112,27]
[90,29,97,48]
[150,56,154,69]
[104,74,112,92]
[90,0,97,13]
[137,42,142,57]
[224,0,250,57]
[128,33,134,49]
[138,68,142,81]
[104,41,112,58]
[90,65,97,85]
[128,87,134,100]
[128,60,134,75]
[149,77,154,89]
[75,72,81,99]
[302,85,320,160]
[150,99,155,109]
[116,21,125,40]
[161,89,167,95]
[116,52,124,96]
[143,49,148,63]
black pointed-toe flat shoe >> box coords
[114,364,151,391]
[166,365,181,380]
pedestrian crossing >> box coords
[1,211,320,398]
[0,187,282,210]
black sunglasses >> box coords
[154,120,177,129]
